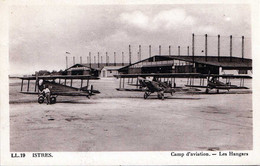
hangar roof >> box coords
[119,55,252,71]
[169,56,252,69]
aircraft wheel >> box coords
[217,89,219,93]
[38,96,44,104]
[158,92,164,99]
[205,88,209,94]
[144,92,149,99]
[50,96,56,104]
[161,93,165,100]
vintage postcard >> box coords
[1,0,260,165]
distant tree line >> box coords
[38,69,67,76]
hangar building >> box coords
[65,63,129,77]
[118,55,252,75]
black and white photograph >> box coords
[1,0,260,165]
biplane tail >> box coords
[80,85,100,95]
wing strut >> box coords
[21,79,24,91]
[240,78,245,87]
[119,78,122,89]
[70,79,73,87]
[27,80,30,92]
[87,79,89,89]
[80,79,83,89]
[34,80,37,92]
[136,78,138,89]
[35,72,38,92]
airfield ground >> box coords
[9,77,252,151]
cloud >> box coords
[9,5,251,75]
[104,30,129,43]
[119,8,196,31]
[195,25,218,34]
[120,11,149,29]
[152,8,195,30]
[224,16,231,22]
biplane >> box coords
[185,74,251,93]
[114,73,200,99]
[114,73,251,99]
[137,77,176,99]
[19,74,100,104]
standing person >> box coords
[38,79,44,92]
[43,86,51,105]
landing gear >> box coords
[157,92,164,100]
[161,93,164,100]
[205,88,209,94]
[216,89,219,94]
[50,96,56,104]
[144,92,150,99]
[38,95,45,104]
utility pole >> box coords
[192,33,195,63]
[66,56,68,69]
[149,45,151,58]
[114,52,116,66]
[230,35,232,62]
[218,34,220,62]
[169,45,171,56]
[242,36,244,62]
[106,52,108,66]
[89,52,92,67]
[139,45,141,61]
[122,52,124,66]
[98,52,99,68]
[205,34,207,62]
[129,45,131,65]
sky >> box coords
[9,4,251,75]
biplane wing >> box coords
[185,85,208,88]
[18,75,100,80]
[114,73,204,88]
[115,73,252,79]
[185,73,251,93]
[20,91,95,96]
[19,74,100,104]
[114,72,251,96]
[114,73,200,99]
[114,73,205,78]
[209,74,252,79]
[116,88,146,92]
[185,85,249,89]
[114,73,206,90]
